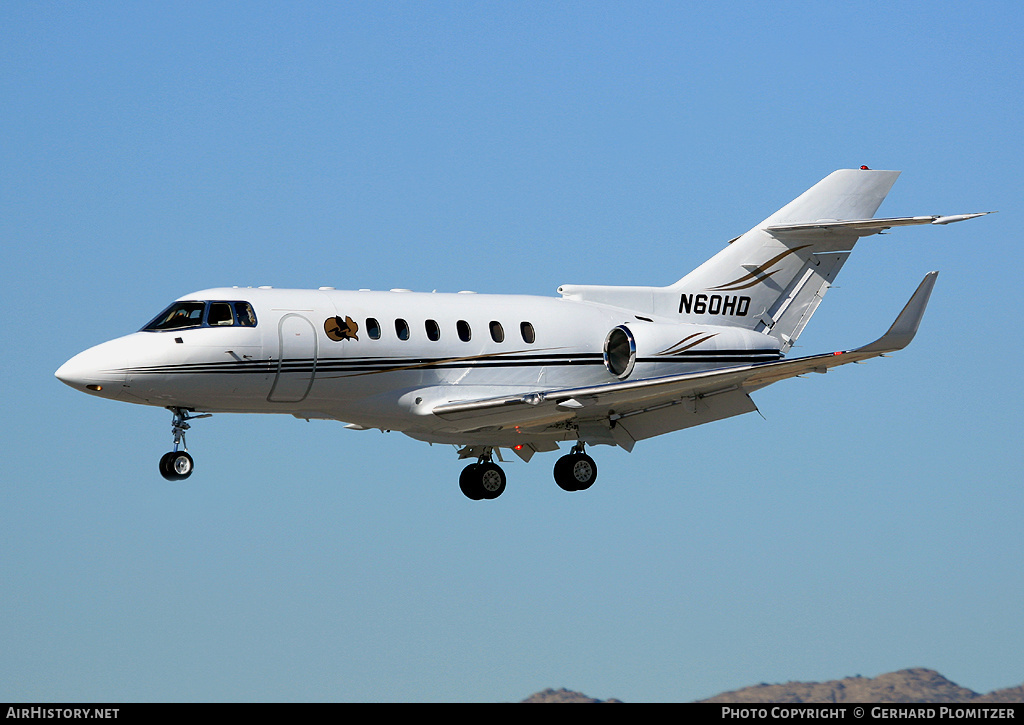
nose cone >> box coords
[55,339,129,397]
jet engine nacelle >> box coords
[602,321,782,379]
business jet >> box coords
[55,168,990,499]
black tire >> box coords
[554,452,597,491]
[159,451,194,481]
[459,463,483,500]
[159,451,178,481]
[553,454,577,491]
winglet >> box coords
[854,271,938,355]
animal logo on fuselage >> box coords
[325,315,359,341]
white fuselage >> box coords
[53,170,983,492]
[56,286,781,447]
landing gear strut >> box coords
[553,442,598,492]
[459,448,506,500]
[159,407,210,481]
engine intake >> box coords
[603,326,637,379]
[602,321,782,380]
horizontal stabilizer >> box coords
[767,212,994,237]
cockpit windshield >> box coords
[142,301,258,332]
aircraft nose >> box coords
[55,341,128,396]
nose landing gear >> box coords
[159,407,210,481]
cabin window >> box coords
[395,318,410,341]
[457,320,472,342]
[366,318,381,340]
[425,319,440,341]
[489,321,504,343]
[207,302,234,326]
[234,302,257,327]
[520,321,536,344]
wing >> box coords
[431,272,938,451]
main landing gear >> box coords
[158,407,210,481]
[459,449,507,501]
[553,442,598,492]
[458,442,598,500]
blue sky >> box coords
[2,1,1021,703]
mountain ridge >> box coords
[520,669,1024,703]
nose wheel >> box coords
[159,407,210,481]
[159,450,194,481]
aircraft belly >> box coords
[404,427,575,448]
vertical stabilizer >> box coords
[760,168,900,226]
[670,169,901,351]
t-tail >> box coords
[558,168,991,353]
